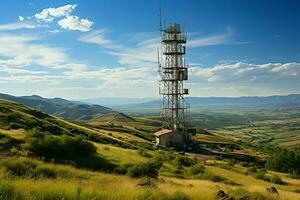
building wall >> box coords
[156,132,183,147]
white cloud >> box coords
[108,37,159,67]
[0,34,68,69]
[0,67,47,75]
[58,15,93,32]
[188,27,233,47]
[35,4,77,22]
[34,4,93,32]
[79,31,159,67]
[0,33,88,85]
[0,21,35,31]
[78,30,121,48]
[189,62,300,83]
[18,16,24,21]
[78,27,248,68]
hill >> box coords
[0,93,114,120]
[0,99,300,200]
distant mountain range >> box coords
[81,97,157,106]
[0,93,114,120]
[98,94,300,110]
[1,93,300,120]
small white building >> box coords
[154,129,183,147]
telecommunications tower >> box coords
[158,23,190,147]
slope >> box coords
[0,93,114,120]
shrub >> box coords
[153,151,175,162]
[247,166,257,173]
[190,164,205,175]
[8,122,22,129]
[289,170,300,179]
[137,148,152,158]
[255,171,269,182]
[172,165,183,174]
[6,112,21,122]
[1,158,37,176]
[24,129,96,160]
[127,160,162,178]
[174,155,196,167]
[270,175,284,185]
[114,165,129,174]
[265,147,300,176]
[0,158,58,178]
[240,162,250,167]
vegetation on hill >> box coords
[1,98,300,199]
[266,148,300,177]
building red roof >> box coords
[153,129,173,137]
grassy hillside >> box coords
[1,99,300,200]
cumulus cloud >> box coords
[35,4,77,22]
[33,4,93,32]
[18,16,24,21]
[189,62,300,83]
[58,15,93,32]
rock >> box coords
[216,190,234,200]
[266,186,279,196]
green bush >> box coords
[174,155,196,167]
[8,122,22,129]
[153,151,175,162]
[270,175,284,185]
[1,158,37,176]
[247,166,257,173]
[240,162,250,167]
[127,160,163,178]
[255,171,269,182]
[24,129,96,160]
[265,147,300,176]
[137,148,152,158]
[0,158,88,179]
[289,170,300,179]
[190,164,205,175]
[114,165,129,174]
[0,158,57,178]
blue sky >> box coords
[0,0,299,99]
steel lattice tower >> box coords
[158,23,190,147]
